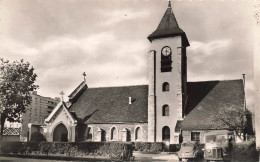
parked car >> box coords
[178,141,203,161]
[204,130,234,161]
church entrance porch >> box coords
[53,123,68,142]
[43,102,77,142]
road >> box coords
[0,153,180,161]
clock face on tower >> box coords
[162,46,171,56]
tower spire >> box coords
[147,1,189,46]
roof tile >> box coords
[69,85,148,124]
[182,80,245,130]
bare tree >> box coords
[214,104,252,141]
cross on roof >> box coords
[83,72,86,83]
[60,91,65,101]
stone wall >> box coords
[43,104,77,142]
[77,123,148,142]
[149,36,184,144]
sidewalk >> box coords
[133,151,179,161]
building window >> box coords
[162,126,170,140]
[191,132,200,142]
[135,127,141,140]
[101,130,106,142]
[111,127,117,140]
[86,127,92,140]
[162,82,170,91]
[162,105,169,116]
[127,129,131,142]
[161,46,172,72]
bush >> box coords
[169,144,181,152]
[0,142,26,154]
[231,139,259,162]
[0,142,133,160]
[134,142,164,153]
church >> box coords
[41,2,245,144]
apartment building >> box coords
[20,91,60,141]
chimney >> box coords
[129,97,132,104]
[242,74,246,111]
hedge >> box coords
[134,142,180,153]
[0,142,133,160]
[231,139,259,162]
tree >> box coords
[214,105,253,141]
[0,58,38,140]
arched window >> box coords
[162,82,170,91]
[111,127,117,140]
[135,127,141,140]
[86,127,92,140]
[162,126,170,141]
[101,130,106,142]
[162,105,169,116]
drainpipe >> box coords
[242,74,246,111]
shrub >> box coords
[25,142,41,153]
[231,139,259,162]
[39,142,52,154]
[0,142,25,154]
[134,142,181,153]
[0,142,133,160]
[169,144,181,152]
[134,142,164,153]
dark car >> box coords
[178,141,203,161]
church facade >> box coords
[42,2,245,144]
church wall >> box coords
[149,36,183,144]
[148,50,156,142]
[43,107,76,142]
[83,123,148,142]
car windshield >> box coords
[206,135,216,142]
[216,135,227,143]
[206,134,228,143]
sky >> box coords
[0,0,255,109]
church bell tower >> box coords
[147,1,189,144]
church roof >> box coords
[182,79,245,130]
[147,2,189,46]
[68,81,88,103]
[68,85,148,124]
[45,101,77,124]
[67,80,244,127]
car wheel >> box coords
[179,158,182,161]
